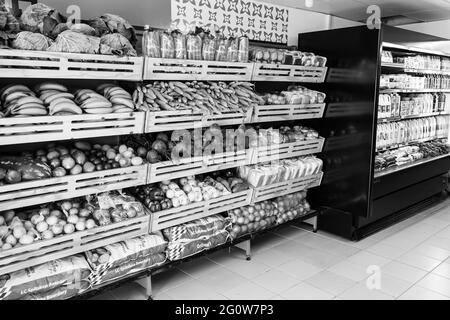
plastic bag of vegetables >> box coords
[12,31,53,51]
[48,30,100,54]
[0,255,91,300]
[86,233,167,286]
[100,33,137,56]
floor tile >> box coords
[432,262,450,279]
[399,285,450,300]
[408,244,450,261]
[207,247,246,265]
[251,233,289,253]
[109,282,147,300]
[272,225,306,240]
[347,251,391,268]
[153,292,173,300]
[197,267,248,293]
[396,252,442,272]
[137,268,193,295]
[252,247,295,268]
[280,282,334,300]
[269,295,287,300]
[367,243,408,260]
[164,280,227,300]
[327,260,371,282]
[305,270,356,296]
[252,269,299,294]
[375,274,413,298]
[222,281,275,300]
[178,257,223,279]
[299,249,346,269]
[417,273,450,297]
[276,259,323,280]
[337,283,394,300]
[381,261,428,283]
[222,257,272,279]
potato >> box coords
[85,219,97,230]
[75,221,86,231]
[42,230,54,240]
[69,208,79,216]
[5,235,17,246]
[64,223,75,234]
[30,214,45,225]
[50,210,63,218]
[2,210,15,223]
[24,221,34,231]
[36,221,49,233]
[2,243,12,250]
[0,226,9,238]
[13,226,26,239]
[51,224,64,236]
[67,215,79,225]
[79,209,91,218]
[46,216,58,227]
[61,201,72,211]
[19,234,34,245]
[0,216,5,226]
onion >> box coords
[42,230,54,240]
[67,215,79,225]
[51,224,64,236]
[24,221,34,231]
[0,226,9,238]
[5,235,17,246]
[61,201,72,211]
[46,216,58,227]
[69,208,79,216]
[19,234,34,245]
[85,219,97,230]
[36,221,49,233]
[13,226,27,239]
[75,221,86,231]
[64,224,75,234]
[2,243,12,250]
[39,208,50,217]
[3,210,15,223]
[0,216,5,226]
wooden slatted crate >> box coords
[0,215,149,275]
[144,58,253,81]
[0,165,148,211]
[150,189,252,231]
[0,112,145,146]
[252,138,325,163]
[251,173,323,203]
[149,149,253,183]
[252,63,327,82]
[0,49,143,80]
[146,108,253,132]
[252,103,326,123]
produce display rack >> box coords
[0,165,148,211]
[0,215,149,275]
[0,49,143,80]
[0,112,146,146]
[0,45,328,300]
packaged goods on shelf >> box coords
[163,215,231,261]
[249,46,327,67]
[239,156,323,188]
[380,74,450,90]
[383,51,450,72]
[0,83,138,118]
[259,86,326,105]
[376,116,449,150]
[375,140,450,172]
[0,141,144,185]
[133,81,261,112]
[142,25,249,63]
[0,255,91,300]
[381,51,394,64]
[86,233,167,287]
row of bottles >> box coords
[378,93,450,120]
[380,74,450,90]
[377,116,449,150]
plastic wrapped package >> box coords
[227,37,238,62]
[186,33,202,60]
[238,36,249,63]
[163,215,230,242]
[215,35,228,61]
[146,30,161,58]
[160,32,175,59]
[0,255,91,300]
[86,233,167,287]
[202,33,216,61]
[172,31,186,59]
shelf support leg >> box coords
[235,240,252,261]
[145,274,153,300]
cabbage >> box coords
[100,14,136,46]
[70,23,96,36]
[100,33,136,56]
[12,31,53,51]
[0,2,19,32]
[20,3,64,33]
[87,17,110,37]
[48,30,100,54]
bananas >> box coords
[1,85,47,117]
[0,83,134,117]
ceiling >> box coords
[263,0,450,24]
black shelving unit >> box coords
[298,25,450,240]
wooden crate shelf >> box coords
[149,149,253,183]
[251,173,323,203]
[150,189,252,231]
[0,49,143,80]
[0,112,145,146]
[144,58,253,81]
[145,108,252,133]
[252,138,325,163]
[0,165,148,211]
[252,103,325,123]
[0,215,149,275]
[252,63,327,82]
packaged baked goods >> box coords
[160,31,175,59]
[172,30,187,59]
[238,36,249,63]
[215,33,228,62]
[187,32,202,60]
[227,37,239,62]
[202,32,216,61]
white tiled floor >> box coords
[92,199,450,300]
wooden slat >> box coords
[253,138,325,163]
[252,63,327,83]
[252,104,326,123]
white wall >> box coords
[400,19,450,40]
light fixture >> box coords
[305,0,314,8]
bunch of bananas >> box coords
[36,83,82,116]
[0,85,47,117]
[98,84,135,113]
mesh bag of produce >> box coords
[160,32,174,59]
[172,31,186,59]
[163,215,231,242]
[86,233,167,287]
[47,30,100,54]
[186,33,202,60]
[166,229,230,261]
[12,31,53,51]
[100,33,137,56]
[0,255,91,300]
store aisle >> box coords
[92,199,450,300]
